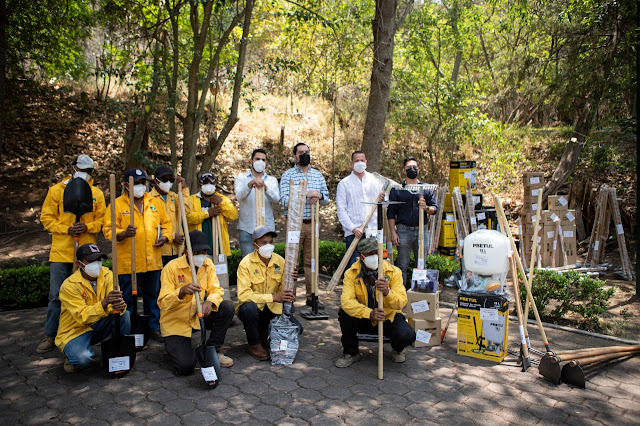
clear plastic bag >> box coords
[269,312,300,365]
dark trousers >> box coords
[237,302,278,346]
[338,309,416,355]
[164,300,235,375]
[119,270,162,332]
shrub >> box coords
[0,265,50,309]
[425,254,460,282]
[519,269,615,331]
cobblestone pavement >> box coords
[2,279,640,425]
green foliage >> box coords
[0,265,50,309]
[425,254,460,282]
[519,269,615,331]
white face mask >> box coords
[73,168,90,182]
[201,183,216,195]
[158,181,173,194]
[133,183,147,198]
[257,243,275,259]
[81,260,102,278]
[252,159,266,173]
[353,161,367,174]
[193,254,207,268]
[362,254,378,270]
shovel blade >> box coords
[130,313,150,351]
[63,178,94,218]
[195,343,221,389]
[561,363,586,389]
[101,334,136,378]
[538,354,561,384]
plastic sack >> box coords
[461,229,512,297]
[269,311,300,365]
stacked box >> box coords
[406,290,441,347]
[521,172,545,258]
[457,291,509,363]
[538,194,577,266]
[442,160,479,247]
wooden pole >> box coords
[177,182,184,257]
[129,176,138,300]
[377,203,384,381]
[109,175,119,293]
[522,190,543,347]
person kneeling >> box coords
[335,237,416,368]
[236,226,300,361]
[158,231,235,374]
[56,243,131,373]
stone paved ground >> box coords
[2,278,640,425]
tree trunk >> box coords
[360,0,397,173]
[0,0,5,166]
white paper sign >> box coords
[474,254,489,266]
[416,330,432,344]
[377,229,384,244]
[108,356,130,373]
[464,171,471,179]
[218,254,225,263]
[594,241,599,251]
[473,196,481,205]
[287,231,301,244]
[553,240,557,250]
[480,308,499,321]
[458,238,464,247]
[532,203,538,211]
[519,325,526,345]
[550,213,559,222]
[201,366,218,382]
[565,211,575,222]
[446,214,454,222]
[531,189,539,197]
[547,231,555,238]
[261,207,266,218]
[311,259,316,273]
[529,177,540,185]
[518,225,522,235]
[412,269,427,281]
[315,224,319,238]
[411,300,430,314]
[470,217,477,225]
[417,259,425,270]
[134,334,144,347]
[215,263,228,274]
[558,196,568,206]
[477,212,486,220]
[280,340,288,350]
[563,230,574,238]
[617,224,624,235]
[530,215,537,223]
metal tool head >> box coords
[63,177,93,220]
[520,350,532,372]
[538,354,562,384]
[561,361,586,388]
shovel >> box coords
[178,189,221,388]
[301,202,328,320]
[101,174,137,377]
[63,177,93,271]
[128,176,150,350]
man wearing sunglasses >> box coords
[150,166,191,266]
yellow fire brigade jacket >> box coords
[236,251,286,315]
[149,186,191,257]
[186,192,238,256]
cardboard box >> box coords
[549,195,570,211]
[406,290,440,321]
[523,187,543,203]
[457,291,509,363]
[409,318,442,347]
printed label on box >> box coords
[550,213,559,222]
[547,231,554,238]
[617,224,624,235]
[108,356,130,373]
[480,308,499,321]
[565,211,575,222]
[215,263,228,274]
[411,300,430,314]
[464,171,471,179]
[563,230,574,238]
[416,330,432,344]
[530,177,540,185]
[559,196,568,206]
[477,212,486,220]
[446,214,454,222]
[287,231,300,244]
[531,189,539,196]
[470,217,477,225]
[532,203,538,211]
[201,366,218,382]
[412,269,427,281]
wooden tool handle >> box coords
[110,175,119,293]
[510,254,529,358]
[216,215,224,256]
[570,350,638,367]
[178,190,203,315]
[256,186,265,227]
[177,182,184,257]
[523,190,544,333]
[418,196,424,267]
[556,345,640,359]
[129,176,137,294]
[377,205,384,381]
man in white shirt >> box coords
[336,151,385,270]
[234,149,280,258]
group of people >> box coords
[36,144,438,375]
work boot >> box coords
[335,353,361,368]
[248,344,269,361]
[306,299,325,310]
[217,352,234,368]
[64,358,78,373]
[36,336,55,353]
[392,349,406,363]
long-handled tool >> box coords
[410,195,428,290]
[440,302,457,344]
[63,177,93,271]
[101,174,136,377]
[376,202,385,380]
[256,186,265,227]
[522,190,543,351]
[214,216,230,297]
[177,182,184,257]
[493,194,552,354]
[301,202,328,320]
[510,254,531,371]
[561,349,640,388]
[128,176,149,350]
[178,189,221,388]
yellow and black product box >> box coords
[449,160,477,190]
[438,246,457,260]
[474,208,498,230]
[409,318,442,348]
[439,212,457,247]
[457,291,509,363]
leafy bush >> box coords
[520,269,615,330]
[425,254,460,282]
[0,265,50,309]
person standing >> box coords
[149,166,190,266]
[187,173,238,256]
[335,238,415,368]
[234,149,280,258]
[336,151,385,270]
[387,157,438,288]
[103,168,172,342]
[56,243,130,372]
[159,231,235,373]
[280,143,329,309]
[37,155,106,354]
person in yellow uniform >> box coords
[158,231,235,373]
[37,154,106,354]
[187,173,238,256]
[56,243,130,372]
[335,237,415,368]
[236,226,300,361]
[149,166,190,266]
[103,168,172,342]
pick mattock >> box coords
[493,194,552,355]
[301,202,328,320]
[510,253,531,371]
[128,176,149,351]
[522,189,544,353]
[560,348,640,388]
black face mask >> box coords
[405,167,418,179]
[298,153,311,167]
